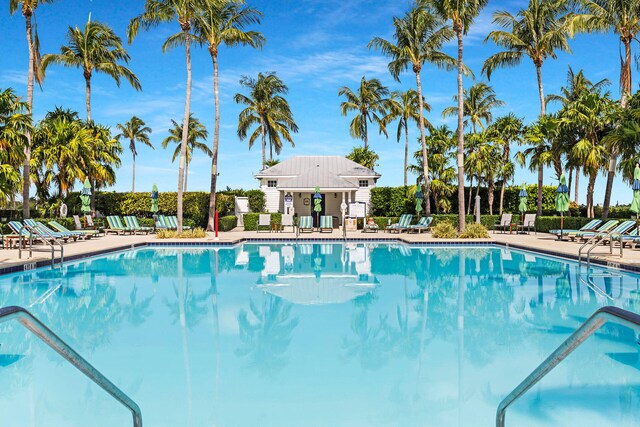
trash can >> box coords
[345,217,358,231]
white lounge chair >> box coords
[257,214,271,232]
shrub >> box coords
[243,212,282,231]
[246,190,266,212]
[218,215,237,232]
[432,221,458,238]
[156,227,207,239]
[458,223,489,239]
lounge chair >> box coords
[386,214,413,233]
[611,226,639,248]
[155,214,170,229]
[549,219,601,239]
[257,214,271,232]
[518,214,537,234]
[24,219,75,242]
[281,214,294,232]
[123,216,152,234]
[575,220,634,243]
[363,217,379,233]
[6,221,33,248]
[565,220,618,241]
[85,214,97,229]
[166,215,191,230]
[319,216,333,233]
[49,220,98,239]
[297,216,314,233]
[408,216,433,234]
[106,216,134,235]
[493,214,513,234]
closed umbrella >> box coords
[150,184,159,214]
[313,186,322,228]
[555,173,570,239]
[80,178,91,214]
[518,184,528,223]
[631,164,640,225]
[415,191,423,218]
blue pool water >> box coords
[0,243,639,426]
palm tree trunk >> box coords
[488,180,495,215]
[574,166,580,204]
[537,163,543,217]
[90,177,96,214]
[414,71,431,216]
[22,11,35,219]
[184,161,189,192]
[84,73,92,122]
[207,48,221,232]
[536,63,545,116]
[404,121,409,187]
[587,171,596,218]
[467,176,473,216]
[363,114,368,150]
[269,141,273,162]
[474,179,480,215]
[132,151,136,193]
[499,178,506,215]
[456,29,466,231]
[602,39,633,219]
[176,30,192,232]
[260,115,266,169]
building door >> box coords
[312,193,326,227]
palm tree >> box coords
[338,77,389,150]
[368,2,456,217]
[43,14,141,122]
[162,115,212,192]
[128,0,199,231]
[116,116,153,193]
[442,82,504,133]
[235,72,298,169]
[0,88,30,205]
[483,0,571,117]
[465,131,502,215]
[191,0,265,231]
[384,90,429,186]
[10,0,51,218]
[487,114,523,214]
[568,1,640,218]
[429,0,488,230]
[82,122,123,211]
[346,146,380,170]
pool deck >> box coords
[1,228,638,273]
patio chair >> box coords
[319,216,333,233]
[611,226,639,248]
[281,214,294,232]
[362,218,379,233]
[518,214,537,234]
[49,220,98,239]
[575,220,633,243]
[408,216,433,234]
[386,214,412,233]
[85,214,96,229]
[166,215,191,230]
[549,219,601,239]
[493,214,513,234]
[123,216,153,234]
[155,215,170,229]
[297,216,314,233]
[5,221,33,248]
[106,216,134,235]
[257,214,271,232]
[24,219,75,242]
[565,220,618,241]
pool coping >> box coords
[1,237,638,276]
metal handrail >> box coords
[18,223,64,267]
[0,306,142,426]
[496,306,640,427]
[578,228,622,268]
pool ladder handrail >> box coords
[0,305,142,426]
[496,306,640,427]
[17,223,64,268]
[578,229,622,268]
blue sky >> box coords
[1,0,635,204]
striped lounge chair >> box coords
[166,215,191,230]
[408,216,433,234]
[297,216,314,233]
[106,216,134,235]
[386,214,412,233]
[576,220,634,243]
[319,216,333,233]
[549,219,601,239]
[123,216,152,234]
[48,220,97,239]
[24,219,76,242]
[565,220,618,242]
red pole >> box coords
[215,210,219,238]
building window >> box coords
[359,180,369,188]
[267,180,277,188]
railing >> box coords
[496,306,640,427]
[0,306,142,426]
[578,229,623,268]
[18,223,64,268]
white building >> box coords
[255,156,381,225]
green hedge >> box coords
[219,215,238,232]
[243,213,282,231]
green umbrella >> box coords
[630,164,640,216]
[555,173,570,238]
[150,184,159,214]
[415,191,423,217]
[313,186,322,227]
[80,178,91,214]
[518,184,528,213]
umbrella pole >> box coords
[560,212,564,240]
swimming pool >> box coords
[0,243,639,426]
